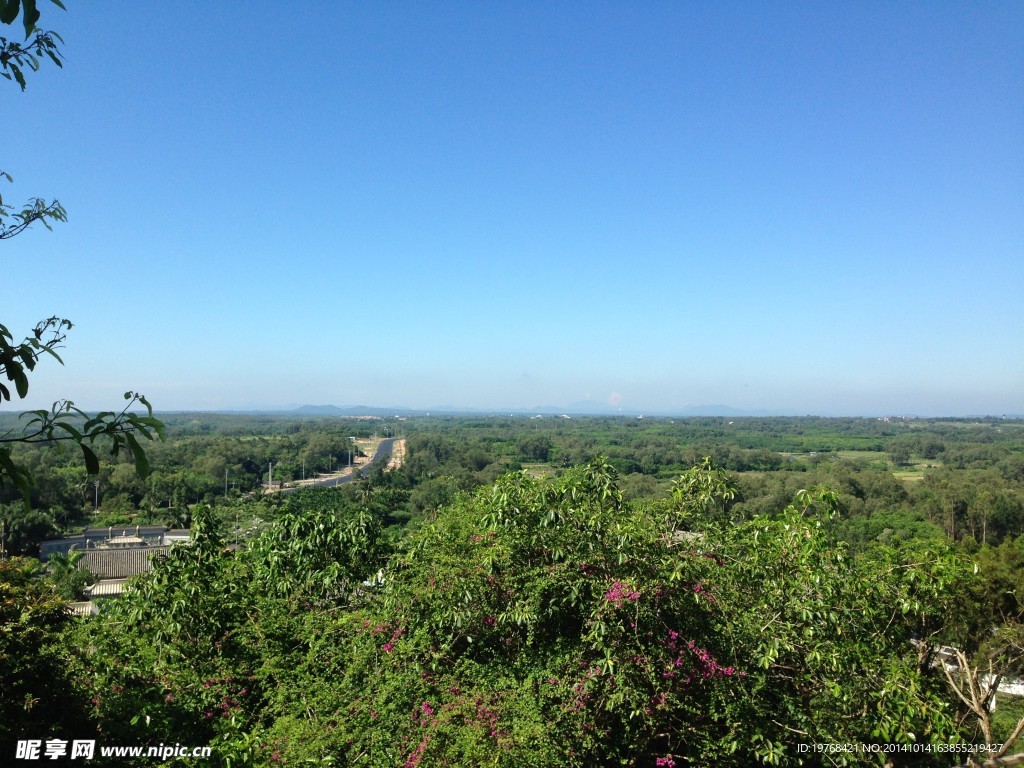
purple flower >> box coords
[604,580,641,606]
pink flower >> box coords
[656,757,676,767]
[421,701,434,717]
[382,642,394,652]
[603,580,641,606]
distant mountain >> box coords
[671,404,791,417]
[543,401,791,417]
[293,404,347,415]
[292,404,423,417]
[287,403,796,418]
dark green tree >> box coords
[0,556,91,751]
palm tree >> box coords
[46,550,91,600]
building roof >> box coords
[81,525,169,537]
[68,601,99,617]
[107,534,146,546]
[84,578,130,598]
[41,527,190,561]
[77,547,168,579]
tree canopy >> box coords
[52,459,1006,766]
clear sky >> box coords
[3,2,1022,416]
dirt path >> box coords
[386,438,406,471]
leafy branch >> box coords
[0,171,67,240]
[0,315,71,401]
[0,392,165,508]
[0,27,61,89]
[1,2,163,516]
[0,317,164,509]
[1,0,65,90]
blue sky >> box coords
[3,2,1022,415]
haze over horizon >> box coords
[4,3,1021,418]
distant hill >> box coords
[292,404,422,417]
[284,403,799,418]
[153,404,1024,420]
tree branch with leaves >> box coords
[1,0,163,521]
[0,0,64,91]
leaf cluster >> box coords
[1,388,164,508]
[0,0,64,91]
[0,172,66,239]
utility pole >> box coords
[268,462,273,489]
[94,480,99,511]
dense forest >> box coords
[3,413,1024,766]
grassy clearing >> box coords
[892,470,926,482]
[835,450,888,462]
[892,458,942,482]
[521,462,557,479]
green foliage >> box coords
[182,459,973,766]
[0,171,65,238]
[0,0,64,93]
[246,488,387,602]
[0,556,89,748]
[68,497,388,761]
[700,488,972,762]
[0,0,64,36]
[0,25,62,91]
[991,691,1024,746]
[45,549,91,600]
[1,388,164,510]
[5,411,1022,764]
[67,506,254,755]
[670,456,737,523]
[237,459,731,765]
[0,501,56,553]
[965,539,1024,631]
[0,317,68,401]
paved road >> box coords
[280,438,396,493]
